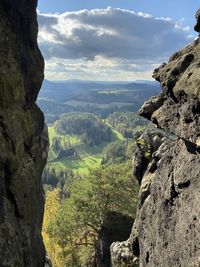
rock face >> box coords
[111,10,200,267]
[0,1,48,266]
[194,8,200,33]
[95,211,134,267]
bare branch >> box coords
[86,223,99,233]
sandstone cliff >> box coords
[0,1,48,266]
[94,211,134,267]
[111,9,200,267]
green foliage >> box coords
[102,139,136,165]
[39,81,160,265]
[50,137,78,161]
[137,138,152,159]
[107,112,152,138]
[42,189,63,267]
[38,80,160,121]
[42,111,153,266]
[144,151,151,159]
[42,166,79,195]
[55,113,112,146]
[45,117,125,176]
[44,162,139,266]
[137,138,146,146]
[38,95,136,122]
[48,126,80,145]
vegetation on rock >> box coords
[107,112,152,138]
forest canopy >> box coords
[55,113,112,146]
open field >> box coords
[47,124,124,174]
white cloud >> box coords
[38,7,193,81]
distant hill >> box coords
[38,79,161,122]
[39,79,160,102]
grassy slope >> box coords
[48,125,124,174]
[106,122,124,140]
[48,127,80,144]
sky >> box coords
[37,0,199,81]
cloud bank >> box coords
[38,7,192,80]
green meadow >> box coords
[47,124,125,174]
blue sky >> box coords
[38,0,198,21]
[37,0,199,81]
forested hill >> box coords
[55,113,112,146]
[40,79,160,102]
[38,79,160,122]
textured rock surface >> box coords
[111,10,200,267]
[0,1,48,266]
[94,211,134,267]
[130,138,200,267]
[140,38,200,143]
[111,240,139,267]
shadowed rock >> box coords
[94,211,134,267]
[194,8,200,33]
[0,0,48,266]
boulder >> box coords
[95,211,134,267]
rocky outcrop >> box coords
[140,39,200,143]
[111,9,200,267]
[94,211,134,267]
[0,1,48,266]
[194,8,200,33]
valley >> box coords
[38,80,158,186]
[47,121,124,175]
[38,79,158,266]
